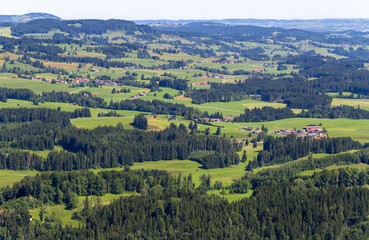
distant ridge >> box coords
[134,18,369,33]
[0,12,60,24]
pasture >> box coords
[0,27,13,38]
[129,145,262,185]
[0,170,38,188]
[0,75,82,93]
[212,118,369,143]
[332,98,369,111]
[29,193,138,227]
[299,163,369,176]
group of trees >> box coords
[5,159,369,239]
[186,55,369,111]
[97,110,122,117]
[12,19,158,38]
[132,114,148,130]
[2,17,369,240]
[186,75,333,109]
[108,99,203,119]
[0,107,89,127]
[0,118,240,170]
[59,124,240,169]
[233,105,369,122]
[0,87,205,120]
[248,135,362,169]
[1,169,175,206]
[244,148,369,186]
[234,106,295,122]
[189,150,240,169]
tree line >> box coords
[4,160,369,238]
[234,105,369,122]
[248,135,362,169]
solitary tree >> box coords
[205,128,210,135]
[251,138,258,148]
[189,121,194,130]
[216,127,221,136]
[241,150,247,162]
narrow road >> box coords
[70,87,89,94]
[188,104,244,113]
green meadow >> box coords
[129,145,262,185]
[210,118,369,142]
[0,170,38,188]
[0,34,367,210]
[71,115,172,130]
[332,98,369,111]
[299,163,369,176]
[187,99,287,115]
[29,193,138,227]
[0,75,82,93]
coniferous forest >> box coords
[2,11,369,240]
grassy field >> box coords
[128,145,262,185]
[299,163,369,176]
[332,98,369,111]
[29,193,138,226]
[210,118,369,143]
[207,189,253,202]
[0,170,38,188]
[125,146,356,187]
[0,27,13,38]
[71,115,172,130]
[188,99,286,115]
[0,34,367,209]
[0,99,83,112]
[0,75,82,93]
[0,99,149,119]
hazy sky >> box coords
[2,0,369,20]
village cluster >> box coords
[239,125,328,139]
[272,126,328,139]
[8,75,127,87]
[201,72,225,79]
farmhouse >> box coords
[252,130,263,134]
[131,92,147,99]
[195,81,209,86]
[303,126,322,133]
[239,126,253,131]
[204,118,224,123]
[32,76,43,80]
[273,126,326,139]
[168,116,177,121]
[202,73,225,79]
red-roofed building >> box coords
[303,126,322,133]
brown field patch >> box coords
[223,78,236,83]
[42,61,79,70]
[174,95,192,101]
[75,51,106,59]
[148,123,166,131]
[0,60,4,67]
[139,69,163,74]
[0,52,19,60]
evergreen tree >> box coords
[216,127,221,136]
[242,150,247,162]
[205,128,210,135]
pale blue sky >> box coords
[2,0,369,20]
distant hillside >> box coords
[0,12,60,24]
[135,18,369,33]
[10,18,159,40]
[153,22,327,42]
